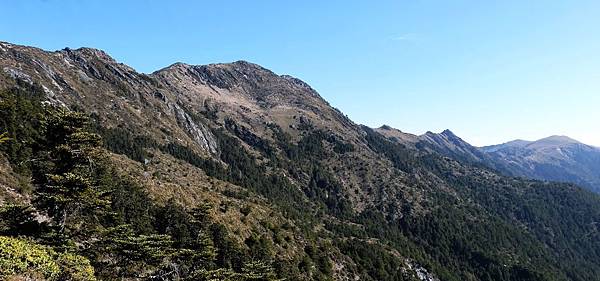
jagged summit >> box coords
[152,58,328,116]
[417,129,468,147]
[440,129,457,137]
[379,124,394,130]
[422,129,456,136]
[0,42,312,95]
[375,126,464,146]
[157,60,273,77]
[156,59,317,96]
[61,46,115,61]
[422,129,462,142]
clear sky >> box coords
[2,0,599,146]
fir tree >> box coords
[33,109,110,238]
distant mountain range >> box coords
[377,126,600,193]
[481,135,600,193]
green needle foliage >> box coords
[0,87,282,280]
[0,132,9,145]
[34,109,110,237]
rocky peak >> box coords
[416,129,494,165]
[440,129,458,138]
[379,124,394,131]
[156,60,274,89]
[374,125,420,144]
[156,60,322,98]
[422,130,468,148]
[60,47,117,64]
[60,47,138,82]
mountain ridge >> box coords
[481,135,590,151]
[377,123,600,194]
[481,135,600,193]
[3,41,600,280]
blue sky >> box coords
[2,0,599,146]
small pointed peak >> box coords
[441,129,457,137]
[172,62,190,67]
[231,60,256,66]
[380,124,393,130]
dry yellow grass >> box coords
[108,150,304,261]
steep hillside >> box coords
[2,41,600,281]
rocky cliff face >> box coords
[3,41,600,280]
[152,60,359,142]
[0,42,223,157]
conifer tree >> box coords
[34,109,110,237]
[90,225,175,278]
[241,260,279,281]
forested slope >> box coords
[1,42,600,280]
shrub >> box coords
[0,236,95,280]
